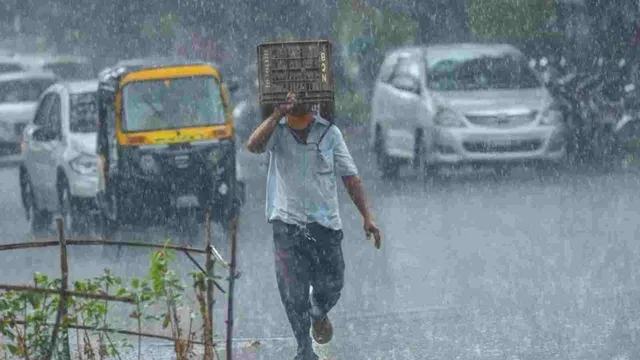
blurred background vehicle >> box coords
[370,43,565,179]
[0,70,58,153]
[19,80,99,235]
[0,54,29,74]
[17,54,95,79]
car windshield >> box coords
[122,76,226,132]
[427,54,541,91]
[0,78,56,104]
[70,92,98,133]
[43,62,93,79]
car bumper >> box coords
[430,125,566,164]
[384,125,566,164]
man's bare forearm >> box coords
[342,175,372,221]
[246,110,281,153]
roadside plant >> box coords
[0,240,224,360]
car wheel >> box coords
[374,128,400,179]
[22,174,51,235]
[58,179,84,236]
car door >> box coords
[24,92,54,203]
[384,58,424,145]
[370,53,399,145]
[39,92,65,210]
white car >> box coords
[370,43,566,178]
[20,80,100,235]
[0,71,58,152]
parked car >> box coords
[370,43,566,178]
[0,71,58,153]
[0,55,29,74]
[16,54,95,80]
[19,80,100,235]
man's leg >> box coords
[308,225,345,344]
[272,221,318,359]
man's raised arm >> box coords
[246,108,282,154]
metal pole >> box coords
[47,219,71,360]
[204,211,215,360]
[225,215,238,360]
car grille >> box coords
[465,112,537,128]
[14,123,26,136]
[463,139,542,153]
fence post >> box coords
[225,215,238,360]
[46,218,71,360]
[204,211,215,360]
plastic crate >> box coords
[257,40,333,104]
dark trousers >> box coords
[272,220,345,352]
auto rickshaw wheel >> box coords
[100,187,137,237]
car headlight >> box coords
[70,154,98,175]
[435,108,466,127]
[139,154,159,174]
[540,105,563,125]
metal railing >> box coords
[0,212,240,360]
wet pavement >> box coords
[2,135,640,359]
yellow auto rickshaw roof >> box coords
[121,63,221,86]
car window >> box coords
[33,94,55,127]
[47,94,62,137]
[0,63,24,74]
[378,55,398,83]
[69,92,98,133]
[0,78,57,104]
[426,53,541,91]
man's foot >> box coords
[294,348,319,360]
[312,314,333,344]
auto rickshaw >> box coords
[96,61,244,233]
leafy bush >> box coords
[467,0,558,40]
[335,90,370,126]
[0,244,224,360]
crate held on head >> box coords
[257,40,335,121]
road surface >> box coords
[2,135,640,360]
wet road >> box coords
[2,136,640,360]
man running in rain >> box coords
[246,91,382,360]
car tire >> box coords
[374,128,400,179]
[21,172,51,235]
[58,178,84,236]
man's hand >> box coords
[364,217,381,249]
[273,91,297,115]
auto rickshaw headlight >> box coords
[209,148,224,165]
[139,154,159,174]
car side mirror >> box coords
[391,76,421,95]
[32,126,58,142]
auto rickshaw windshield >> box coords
[121,75,226,132]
